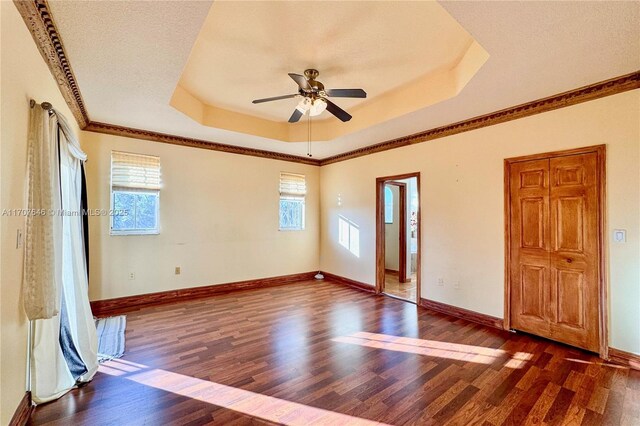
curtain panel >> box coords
[24,104,98,404]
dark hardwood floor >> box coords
[29,280,639,425]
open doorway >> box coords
[376,173,420,303]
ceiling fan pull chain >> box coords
[307,113,312,157]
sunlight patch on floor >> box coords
[100,359,389,425]
[332,332,532,368]
[98,365,128,376]
[565,357,629,369]
[504,351,534,369]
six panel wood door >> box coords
[509,152,600,352]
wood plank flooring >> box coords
[28,280,639,425]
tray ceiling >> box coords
[171,1,487,142]
[46,1,640,159]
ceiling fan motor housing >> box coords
[304,69,320,80]
[304,69,324,92]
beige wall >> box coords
[320,90,640,355]
[2,1,639,421]
[82,132,320,301]
[2,2,320,419]
[0,3,82,422]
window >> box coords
[110,151,161,235]
[384,186,393,223]
[279,172,306,231]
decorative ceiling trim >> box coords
[15,0,639,167]
[319,70,640,165]
[14,0,89,128]
[14,0,320,166]
[171,40,489,143]
[84,122,321,166]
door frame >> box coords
[504,144,607,357]
[384,181,407,283]
[376,172,421,303]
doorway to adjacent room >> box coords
[376,173,421,303]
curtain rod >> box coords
[28,99,88,163]
[29,99,53,111]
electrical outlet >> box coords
[175,266,181,275]
[128,272,135,280]
[437,278,444,286]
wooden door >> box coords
[509,159,551,337]
[509,151,602,352]
[548,153,600,351]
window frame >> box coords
[278,172,306,232]
[278,196,306,232]
[384,186,394,224]
[109,149,161,236]
[110,188,160,236]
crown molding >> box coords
[14,0,320,165]
[84,122,321,166]
[319,70,640,165]
[15,0,90,128]
[15,1,639,167]
[84,71,638,167]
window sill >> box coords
[110,230,160,236]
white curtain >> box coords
[24,105,98,404]
[23,106,59,319]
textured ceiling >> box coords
[172,1,488,142]
[48,1,640,159]
[178,1,473,122]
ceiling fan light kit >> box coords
[295,97,311,114]
[252,69,366,123]
[296,97,327,117]
[309,98,327,116]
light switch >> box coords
[613,229,626,243]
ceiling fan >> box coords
[252,69,366,123]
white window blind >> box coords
[279,173,306,198]
[111,151,161,190]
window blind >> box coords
[279,173,306,198]
[111,151,161,190]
